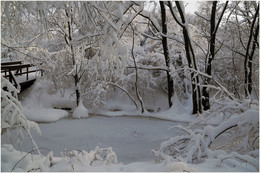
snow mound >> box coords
[72,101,89,119]
[167,162,196,172]
[24,108,69,123]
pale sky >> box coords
[144,1,200,15]
[184,1,200,14]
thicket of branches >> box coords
[1,1,259,113]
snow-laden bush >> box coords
[153,109,259,170]
[194,96,254,125]
[1,76,41,155]
[60,146,118,170]
[2,144,118,172]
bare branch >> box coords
[140,31,161,40]
[106,82,138,109]
[213,1,229,34]
[194,11,211,22]
[119,6,143,38]
[127,65,168,71]
[167,1,185,27]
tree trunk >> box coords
[202,1,217,111]
[65,5,80,106]
[75,74,80,106]
[160,1,174,108]
[131,26,145,113]
[173,1,202,114]
[248,21,259,95]
[244,4,259,97]
[202,1,228,110]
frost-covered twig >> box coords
[1,43,47,64]
[11,147,51,172]
[132,6,161,32]
[119,4,143,38]
[194,11,211,21]
[169,125,192,135]
[140,31,161,40]
[92,4,119,32]
[159,32,184,45]
[11,148,37,172]
[1,76,42,157]
[186,67,236,100]
[62,146,118,167]
[218,152,259,170]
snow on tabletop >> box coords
[23,107,69,123]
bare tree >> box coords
[168,1,202,114]
[131,26,145,113]
[201,1,228,110]
[64,3,81,106]
[159,1,174,108]
[130,2,176,108]
[244,3,259,97]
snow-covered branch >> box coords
[140,31,161,40]
[155,109,259,165]
[158,32,184,45]
[1,43,48,64]
[132,6,161,32]
[119,5,144,38]
[1,76,42,156]
[218,152,259,170]
[186,67,236,100]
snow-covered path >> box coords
[2,115,186,164]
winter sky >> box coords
[185,1,200,14]
[144,1,200,15]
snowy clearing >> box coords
[2,115,186,164]
[1,1,259,172]
[2,115,257,172]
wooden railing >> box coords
[1,61,43,90]
[1,61,22,66]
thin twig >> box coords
[11,148,36,171]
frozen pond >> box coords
[2,115,187,164]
